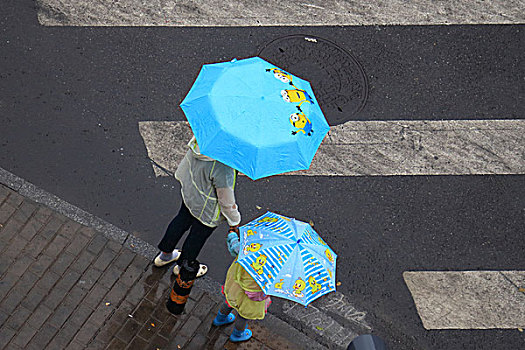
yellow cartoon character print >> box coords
[325,249,334,263]
[277,214,292,222]
[274,279,284,289]
[243,242,262,255]
[266,68,294,85]
[281,89,314,111]
[308,276,322,294]
[251,254,267,275]
[290,113,313,136]
[243,229,257,241]
[292,277,306,298]
[308,276,323,294]
[258,217,278,224]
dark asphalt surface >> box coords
[1,1,524,349]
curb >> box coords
[0,166,326,349]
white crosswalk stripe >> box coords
[404,271,525,330]
[139,120,525,177]
[38,0,525,26]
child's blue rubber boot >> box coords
[230,327,252,342]
[212,310,235,326]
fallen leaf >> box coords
[518,287,525,293]
[518,328,523,332]
[336,282,342,286]
[177,346,181,349]
[105,302,111,306]
[151,323,156,327]
[316,326,324,330]
[256,205,262,210]
[130,244,135,248]
[128,314,133,318]
[309,220,314,227]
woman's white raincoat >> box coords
[175,137,241,227]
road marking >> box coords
[37,0,525,26]
[139,119,525,177]
[282,291,371,348]
[403,271,525,330]
[316,290,371,329]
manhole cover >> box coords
[258,35,368,126]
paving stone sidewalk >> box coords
[0,183,311,349]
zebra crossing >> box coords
[22,0,525,348]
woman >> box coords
[154,136,241,278]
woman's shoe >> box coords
[230,327,252,342]
[153,249,181,267]
[173,263,208,278]
[212,311,235,326]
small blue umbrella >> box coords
[237,212,337,306]
[180,57,330,180]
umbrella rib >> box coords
[218,68,261,97]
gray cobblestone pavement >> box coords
[0,182,320,349]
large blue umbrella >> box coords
[237,211,337,306]
[180,57,329,180]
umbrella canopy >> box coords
[180,57,330,180]
[237,212,337,306]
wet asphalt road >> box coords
[1,1,524,349]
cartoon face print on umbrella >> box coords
[280,87,314,111]
[266,68,295,85]
[267,67,316,137]
[289,112,313,136]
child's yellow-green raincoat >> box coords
[223,259,268,320]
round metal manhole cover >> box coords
[258,35,368,126]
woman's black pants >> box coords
[158,202,216,264]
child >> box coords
[212,231,271,342]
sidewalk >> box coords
[0,181,320,350]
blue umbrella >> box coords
[237,212,337,306]
[180,57,330,180]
